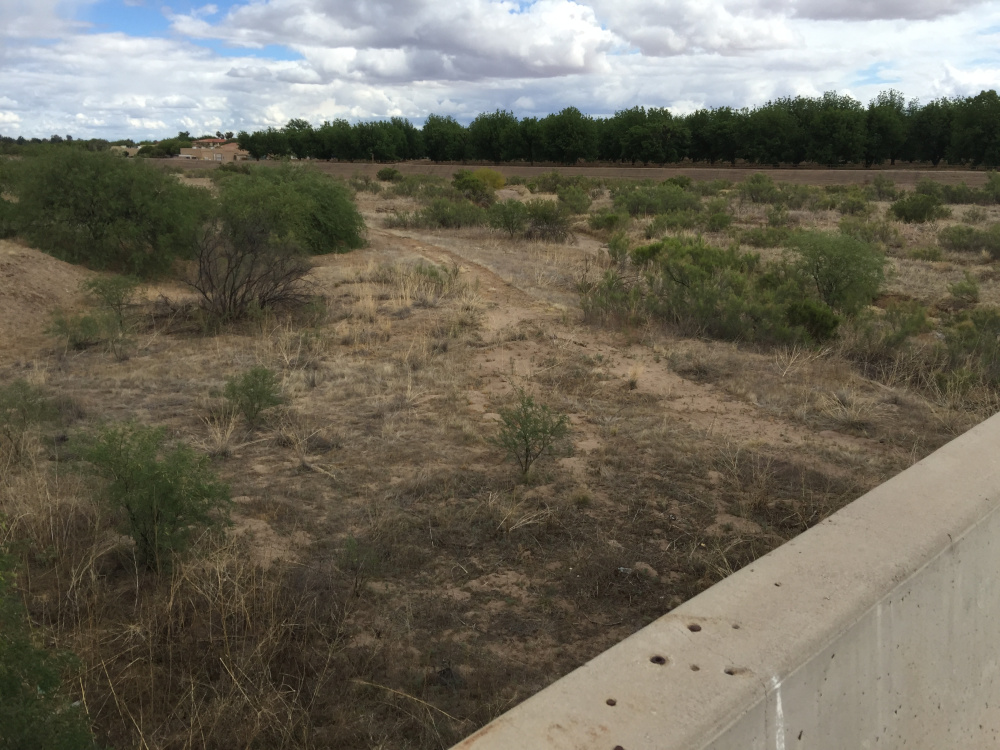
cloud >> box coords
[776,0,992,21]
[0,0,998,139]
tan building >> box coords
[178,141,249,162]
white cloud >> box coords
[0,0,998,138]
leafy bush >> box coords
[889,193,951,223]
[740,226,789,248]
[349,175,382,194]
[737,174,815,209]
[865,175,900,201]
[587,209,630,232]
[704,211,733,231]
[452,170,495,206]
[614,183,701,216]
[949,271,980,304]
[3,148,209,276]
[488,199,528,237]
[645,211,698,238]
[964,207,988,224]
[224,366,284,428]
[790,231,886,315]
[938,223,1000,256]
[738,173,783,204]
[0,380,57,461]
[689,178,732,197]
[909,246,943,261]
[81,275,143,330]
[0,549,99,749]
[489,387,569,476]
[837,192,872,216]
[471,168,505,189]
[558,185,592,214]
[915,178,997,206]
[79,423,231,571]
[376,167,402,182]
[46,310,107,351]
[524,199,571,242]
[785,299,840,342]
[397,197,488,229]
[838,216,902,247]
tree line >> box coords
[3,89,997,167]
[234,89,1000,168]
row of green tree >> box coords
[232,89,1000,168]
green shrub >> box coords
[938,223,1000,256]
[78,423,231,571]
[420,197,487,229]
[645,211,699,238]
[704,211,733,231]
[348,175,382,194]
[949,271,980,304]
[689,179,731,197]
[471,168,505,189]
[488,199,528,237]
[0,380,57,461]
[964,207,988,224]
[46,310,107,351]
[865,175,900,201]
[588,209,630,232]
[613,183,701,216]
[452,170,495,206]
[785,298,840,342]
[837,192,872,216]
[738,173,783,204]
[81,275,142,330]
[790,231,887,315]
[909,246,943,261]
[838,217,902,247]
[558,185,592,214]
[224,366,284,428]
[0,548,99,749]
[3,148,209,276]
[489,387,569,476]
[915,178,996,205]
[767,206,791,227]
[524,199,571,242]
[890,193,951,223]
[740,226,789,248]
[664,175,692,189]
[376,167,402,182]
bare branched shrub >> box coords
[189,219,312,322]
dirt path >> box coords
[362,226,888,481]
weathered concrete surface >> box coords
[452,413,1000,750]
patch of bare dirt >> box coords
[0,240,92,355]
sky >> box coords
[1,0,999,140]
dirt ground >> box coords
[167,158,996,188]
[1,171,994,748]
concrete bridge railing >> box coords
[452,413,1000,750]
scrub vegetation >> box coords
[2,147,1000,748]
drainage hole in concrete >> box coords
[650,655,667,665]
[613,745,625,750]
[724,667,749,676]
[606,698,617,706]
[687,624,702,632]
[690,664,700,671]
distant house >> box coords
[178,140,249,162]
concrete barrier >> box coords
[452,413,1000,749]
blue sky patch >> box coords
[851,62,901,87]
[191,39,302,60]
